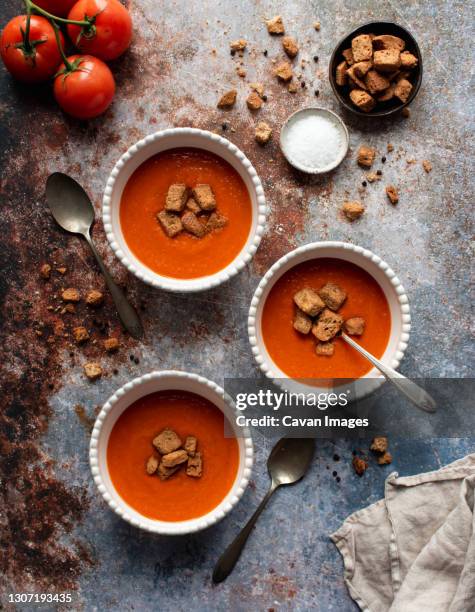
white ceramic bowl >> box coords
[90,371,253,535]
[103,128,267,292]
[248,242,411,397]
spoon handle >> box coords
[341,333,436,413]
[84,232,144,339]
[213,483,278,584]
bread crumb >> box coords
[84,362,102,380]
[357,145,376,168]
[86,290,104,307]
[288,81,298,93]
[370,436,388,453]
[366,172,381,183]
[275,61,293,81]
[250,82,264,97]
[342,201,365,221]
[230,39,247,53]
[56,266,67,275]
[266,15,285,35]
[217,89,237,109]
[313,21,321,31]
[255,121,272,144]
[386,185,399,204]
[422,160,432,173]
[40,263,51,279]
[104,337,120,352]
[377,452,393,465]
[62,288,80,303]
[246,91,263,110]
[282,36,299,58]
[352,456,368,476]
[73,326,89,344]
[387,143,394,152]
[146,455,159,475]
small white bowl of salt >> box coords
[280,107,349,174]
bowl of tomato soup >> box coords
[249,242,411,397]
[90,371,253,534]
[103,128,267,292]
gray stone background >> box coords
[0,0,473,610]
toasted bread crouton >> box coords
[85,289,104,306]
[157,210,183,237]
[146,455,159,475]
[351,34,373,62]
[422,160,432,173]
[217,89,237,109]
[294,287,325,317]
[370,436,388,453]
[364,70,390,94]
[344,317,365,336]
[192,184,216,211]
[400,51,418,69]
[352,456,368,476]
[347,65,367,90]
[293,308,312,334]
[157,463,180,481]
[394,78,412,103]
[104,337,120,352]
[255,121,272,144]
[40,263,51,279]
[386,185,399,204]
[62,288,80,303]
[318,282,347,311]
[377,452,393,465]
[84,362,102,380]
[205,211,228,233]
[182,211,206,238]
[266,15,285,35]
[316,342,334,356]
[282,36,299,58]
[357,145,376,168]
[376,83,396,102]
[335,60,348,86]
[275,61,293,81]
[373,49,401,73]
[161,449,189,468]
[186,197,201,214]
[342,48,354,65]
[230,39,247,53]
[165,183,188,212]
[186,452,203,477]
[312,308,343,342]
[342,201,365,221]
[372,34,405,52]
[184,436,197,457]
[349,89,375,112]
[73,326,89,344]
[153,428,182,455]
[246,91,263,110]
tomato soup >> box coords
[261,258,391,379]
[120,148,253,279]
[107,390,239,522]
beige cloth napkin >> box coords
[331,454,475,612]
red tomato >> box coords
[53,54,115,119]
[34,0,77,17]
[67,0,132,60]
[0,15,64,83]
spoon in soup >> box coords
[213,437,315,584]
[341,332,436,413]
[45,173,144,339]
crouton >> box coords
[349,89,375,112]
[104,337,120,352]
[246,91,263,110]
[153,428,182,455]
[313,21,321,31]
[342,48,354,65]
[146,455,159,475]
[335,60,348,86]
[376,83,396,102]
[192,184,216,211]
[352,456,368,476]
[62,288,80,302]
[377,452,393,465]
[342,201,365,221]
[353,60,372,78]
[312,309,343,342]
[316,342,334,356]
[40,263,51,279]
[205,211,228,233]
[351,34,373,62]
[370,436,388,453]
[344,317,365,336]
[157,210,183,238]
[250,82,265,97]
[186,452,203,477]
[318,282,347,311]
[184,436,197,457]
[394,78,413,103]
[56,266,67,275]
[422,160,432,173]
[84,362,102,380]
[85,290,104,306]
[275,61,293,81]
[373,49,401,73]
[293,287,325,317]
[230,39,247,52]
[157,463,180,481]
[255,121,272,144]
[357,145,376,168]
[288,82,298,93]
[386,185,399,204]
[282,36,299,58]
[165,183,188,212]
[73,326,89,344]
[347,65,367,90]
[400,51,418,69]
[182,211,205,237]
[372,34,405,52]
[293,308,312,335]
[217,89,237,109]
[364,70,390,94]
[186,197,201,214]
[161,449,189,468]
[266,15,285,35]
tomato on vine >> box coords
[67,0,132,61]
[54,54,115,119]
[34,0,77,17]
[0,14,64,82]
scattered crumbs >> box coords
[422,160,432,173]
[313,21,321,31]
[387,143,394,152]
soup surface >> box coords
[107,390,240,522]
[120,147,253,279]
[261,258,391,379]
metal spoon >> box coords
[46,173,144,339]
[341,332,436,413]
[213,437,315,584]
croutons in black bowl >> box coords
[329,22,423,118]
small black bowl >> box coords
[329,22,423,118]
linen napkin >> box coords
[330,454,475,612]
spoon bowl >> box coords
[46,173,95,236]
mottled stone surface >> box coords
[0,0,473,610]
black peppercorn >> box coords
[362,180,367,187]
[382,156,386,163]
[263,49,268,56]
[377,169,382,176]
[314,89,320,97]
[313,55,319,62]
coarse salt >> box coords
[281,110,347,172]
